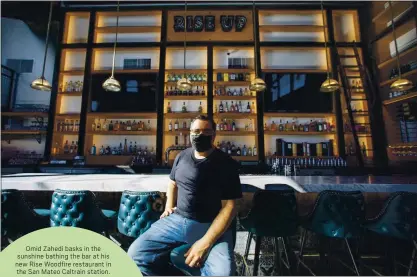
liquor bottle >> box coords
[235,102,239,112]
[90,144,96,155]
[245,73,251,81]
[304,121,309,132]
[195,86,200,96]
[147,120,151,131]
[237,146,241,156]
[246,102,251,113]
[253,145,257,156]
[167,102,172,113]
[129,142,133,154]
[126,120,132,131]
[251,102,256,113]
[225,102,229,113]
[271,121,277,131]
[132,120,137,131]
[233,89,238,96]
[96,119,101,131]
[165,86,170,96]
[133,142,137,154]
[174,119,179,131]
[115,121,120,131]
[279,120,284,132]
[92,120,96,131]
[242,145,247,156]
[69,141,75,154]
[317,120,323,132]
[118,143,123,155]
[181,102,187,113]
[239,101,243,113]
[227,88,232,96]
[102,119,108,131]
[230,101,235,112]
[361,142,367,157]
[168,120,173,131]
[322,119,327,132]
[219,101,224,113]
[249,119,254,131]
[100,145,105,155]
[63,140,69,154]
[298,123,303,132]
[232,120,236,131]
[248,146,253,156]
[124,139,128,155]
[182,120,187,130]
[201,86,206,96]
[112,147,117,155]
[285,121,290,131]
[140,121,145,131]
[244,88,249,96]
[238,73,244,81]
[239,88,243,96]
[224,73,229,82]
[292,119,297,131]
[175,136,179,146]
[198,102,203,113]
[105,146,111,155]
[230,72,235,81]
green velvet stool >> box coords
[239,189,299,276]
[110,191,164,250]
[49,189,117,235]
[297,190,365,276]
[363,192,417,276]
[1,189,49,248]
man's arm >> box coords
[185,199,236,267]
[161,180,178,218]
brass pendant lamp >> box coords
[102,0,121,92]
[31,2,53,91]
[388,1,413,92]
[177,0,192,91]
[319,1,340,93]
[249,0,266,92]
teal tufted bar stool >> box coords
[50,189,117,235]
[1,189,49,248]
[363,192,417,276]
[297,190,365,276]
[112,191,164,250]
[239,189,299,276]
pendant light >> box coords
[319,1,340,93]
[388,1,413,92]
[177,0,192,91]
[31,2,53,91]
[102,0,121,92]
[250,1,266,92]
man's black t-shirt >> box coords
[169,147,242,222]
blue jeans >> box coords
[127,213,235,276]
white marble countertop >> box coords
[2,174,417,193]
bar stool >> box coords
[363,191,417,276]
[49,189,117,235]
[111,191,164,250]
[297,190,365,276]
[241,183,260,193]
[1,189,49,247]
[239,189,299,276]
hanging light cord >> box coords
[253,1,258,77]
[111,0,120,78]
[389,1,402,79]
[321,1,330,80]
[184,0,187,76]
[41,2,53,79]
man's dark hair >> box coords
[191,115,216,132]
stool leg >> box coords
[282,237,292,275]
[273,237,282,275]
[253,236,262,276]
[297,229,307,274]
[408,240,417,276]
[244,232,253,261]
[345,238,360,276]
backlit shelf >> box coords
[214,113,257,119]
[383,91,417,105]
[87,112,157,119]
[259,25,324,32]
[87,131,156,136]
[379,69,417,87]
[377,45,417,69]
[214,96,256,100]
[216,131,256,136]
[164,112,206,119]
[264,131,336,135]
[92,69,159,74]
[95,26,161,34]
[264,112,335,118]
[1,112,49,117]
[213,69,253,73]
[164,96,206,100]
[214,81,251,86]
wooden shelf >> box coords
[164,130,190,135]
[232,155,259,161]
[95,26,160,34]
[264,112,335,118]
[55,113,81,118]
[379,69,417,87]
[214,96,256,100]
[165,81,207,86]
[92,69,159,74]
[1,112,49,117]
[214,81,251,86]
[372,1,413,23]
[87,131,156,136]
[53,131,79,135]
[344,132,372,137]
[165,69,207,73]
[86,155,134,166]
[260,25,324,32]
[262,68,327,73]
[343,112,369,116]
[164,96,206,100]
[216,131,256,136]
[50,154,77,160]
[87,112,157,119]
[58,91,83,96]
[60,70,84,75]
[388,142,417,148]
[164,112,206,119]
[96,11,162,17]
[213,69,253,73]
[383,91,417,105]
[377,45,417,69]
[2,130,47,135]
[264,130,336,136]
[214,113,257,119]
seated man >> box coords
[128,115,242,276]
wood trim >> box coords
[259,25,324,33]
[95,26,161,34]
[264,112,336,118]
[87,112,157,119]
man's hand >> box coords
[184,238,212,268]
[160,207,176,218]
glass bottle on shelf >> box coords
[298,123,303,132]
[225,102,229,113]
[124,138,128,155]
[195,86,200,96]
[118,143,122,155]
[246,102,251,113]
[169,120,173,132]
[248,146,253,156]
[304,121,309,132]
[253,145,257,156]
[245,73,251,82]
[284,121,290,131]
[70,141,75,154]
[167,102,172,113]
[114,121,120,131]
[230,72,235,81]
[264,123,268,131]
[129,142,133,154]
[63,140,69,154]
[223,73,229,82]
[198,102,203,113]
[103,119,108,131]
[317,120,323,132]
[133,142,138,154]
[219,101,224,113]
[230,101,235,112]
[182,102,187,113]
[238,101,243,113]
[292,119,297,131]
[174,119,179,131]
[242,145,247,156]
[92,120,96,131]
[233,89,238,96]
[182,120,187,130]
[250,119,254,131]
[235,102,239,113]
[96,119,101,131]
[147,120,151,131]
[126,120,131,131]
[244,88,249,96]
[90,144,96,155]
[239,88,243,96]
[201,86,206,96]
[309,119,316,132]
[99,145,105,155]
[203,73,207,82]
[271,121,277,131]
[227,88,232,96]
[232,120,236,131]
[279,120,284,132]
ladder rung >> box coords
[339,55,356,58]
[346,76,360,78]
[343,65,359,68]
